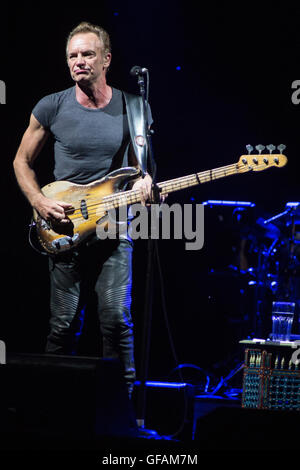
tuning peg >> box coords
[266,144,276,154]
[277,144,286,154]
[255,145,265,154]
[246,144,253,154]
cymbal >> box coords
[240,217,281,242]
[285,202,300,215]
[255,217,281,239]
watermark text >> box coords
[0,80,6,104]
[0,340,6,364]
[96,203,204,250]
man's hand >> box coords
[131,173,153,206]
[33,193,73,223]
[132,173,167,206]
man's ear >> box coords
[103,52,112,69]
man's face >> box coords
[67,32,111,85]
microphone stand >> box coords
[132,69,160,432]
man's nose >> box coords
[76,54,86,66]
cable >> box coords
[210,361,244,395]
[28,220,47,256]
[154,239,244,437]
[172,363,212,393]
[153,239,191,439]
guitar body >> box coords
[33,167,141,254]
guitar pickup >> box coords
[80,199,88,220]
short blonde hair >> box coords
[66,21,111,57]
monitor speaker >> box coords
[0,353,138,440]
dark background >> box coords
[1,2,300,384]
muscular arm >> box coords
[13,114,72,221]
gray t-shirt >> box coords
[32,86,131,184]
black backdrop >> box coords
[1,2,300,383]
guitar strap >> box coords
[123,91,149,177]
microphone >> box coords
[130,65,148,76]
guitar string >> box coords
[63,162,273,223]
[60,162,270,224]
[62,163,240,220]
[49,155,284,220]
[62,163,240,216]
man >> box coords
[13,21,153,397]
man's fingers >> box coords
[134,183,150,206]
[48,200,73,222]
[57,201,73,208]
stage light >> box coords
[202,200,255,207]
[135,380,188,389]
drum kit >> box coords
[204,200,300,339]
[247,202,300,337]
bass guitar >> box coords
[32,148,287,254]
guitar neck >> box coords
[157,162,241,196]
[103,162,242,210]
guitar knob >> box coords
[255,145,265,154]
[277,144,286,154]
[246,144,253,154]
[266,144,276,154]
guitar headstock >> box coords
[238,144,287,172]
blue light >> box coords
[176,66,181,70]
[202,200,255,207]
[113,12,119,16]
[135,381,187,389]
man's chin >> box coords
[73,73,91,83]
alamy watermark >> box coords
[291,80,300,104]
[96,203,204,251]
[0,80,6,104]
[0,340,6,364]
[291,341,300,365]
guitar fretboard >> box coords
[102,162,241,210]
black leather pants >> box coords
[45,239,135,396]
